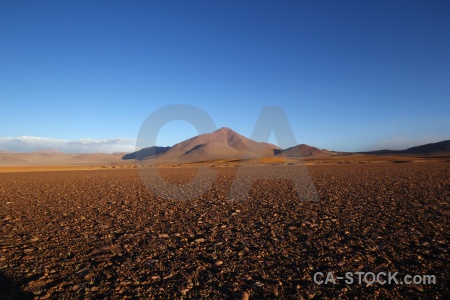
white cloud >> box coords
[0,136,136,153]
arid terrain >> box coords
[0,160,449,299]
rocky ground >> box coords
[0,162,449,299]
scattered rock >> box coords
[0,163,448,298]
[72,285,80,291]
[241,291,250,300]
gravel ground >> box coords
[0,162,449,299]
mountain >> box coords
[278,144,338,157]
[361,140,450,156]
[122,146,170,160]
[2,136,448,167]
[400,140,450,155]
[137,127,281,162]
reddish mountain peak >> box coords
[212,127,234,136]
[214,127,232,132]
[148,127,280,162]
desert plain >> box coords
[0,157,449,299]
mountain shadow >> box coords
[183,144,205,155]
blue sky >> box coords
[1,0,449,153]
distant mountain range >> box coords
[125,127,450,162]
[0,152,125,166]
[360,140,450,156]
[0,128,448,166]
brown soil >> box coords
[0,163,449,299]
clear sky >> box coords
[1,0,449,153]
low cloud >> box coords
[0,136,135,153]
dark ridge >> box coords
[401,140,450,155]
[122,146,170,160]
[183,144,205,155]
[358,150,398,155]
[359,140,450,156]
[273,149,282,155]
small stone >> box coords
[195,238,205,243]
[414,285,424,292]
[214,260,224,266]
[241,291,250,300]
[241,275,252,281]
[40,292,51,299]
[181,288,189,295]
